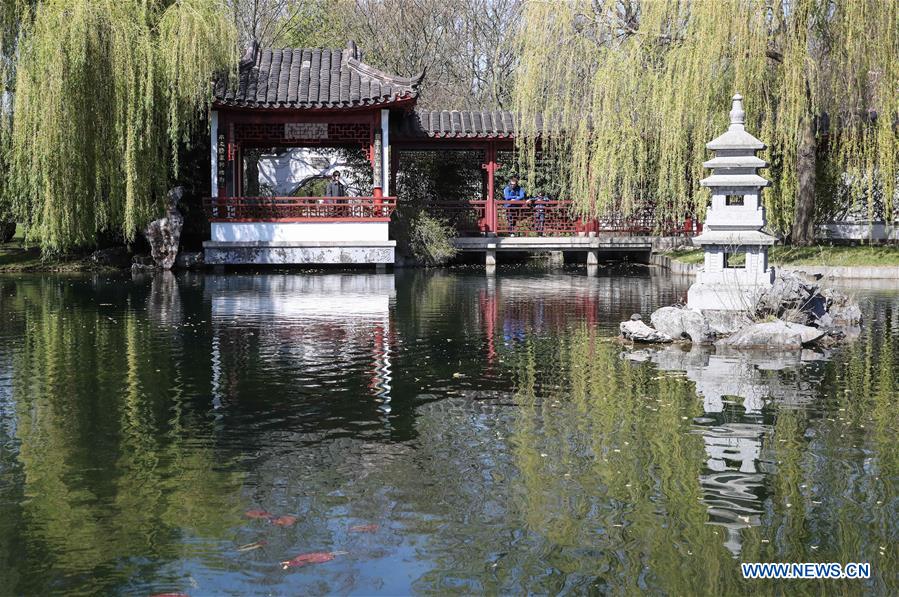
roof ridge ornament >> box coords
[729,93,745,131]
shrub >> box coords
[408,212,457,266]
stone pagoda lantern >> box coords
[687,94,776,311]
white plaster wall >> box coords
[255,148,358,196]
[211,222,389,242]
[818,222,899,241]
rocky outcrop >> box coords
[751,271,860,330]
[144,187,185,270]
[701,310,754,336]
[651,306,715,344]
[620,315,673,343]
[716,320,825,350]
[820,287,862,327]
[633,272,861,350]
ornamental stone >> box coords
[687,94,776,311]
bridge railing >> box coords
[203,196,697,236]
[423,198,694,237]
[495,201,580,236]
[203,197,397,222]
[423,200,488,234]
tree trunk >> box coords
[791,114,817,245]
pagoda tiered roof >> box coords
[700,94,770,188]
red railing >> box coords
[203,196,397,222]
[424,199,689,237]
[425,200,488,234]
[495,201,580,236]
[204,195,696,236]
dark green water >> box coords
[0,269,896,596]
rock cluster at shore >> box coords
[620,272,861,349]
[141,186,185,271]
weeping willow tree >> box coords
[514,0,899,244]
[5,0,236,252]
[0,0,29,225]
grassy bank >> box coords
[0,227,117,272]
[0,241,104,272]
[666,245,899,267]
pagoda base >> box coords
[687,281,770,312]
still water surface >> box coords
[0,269,896,595]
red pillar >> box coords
[479,288,497,366]
[216,112,227,199]
[226,119,236,197]
[483,141,497,234]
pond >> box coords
[0,268,896,595]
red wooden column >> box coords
[482,141,497,234]
[226,117,236,197]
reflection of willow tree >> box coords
[510,329,730,594]
[507,324,898,594]
[395,271,477,340]
[7,278,243,593]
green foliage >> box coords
[292,176,329,197]
[513,0,899,233]
[392,150,476,263]
[669,244,899,267]
[275,0,349,49]
[408,212,457,266]
[495,149,566,199]
[6,0,236,252]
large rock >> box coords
[144,187,185,270]
[716,320,825,350]
[753,271,827,325]
[821,287,862,326]
[650,306,715,344]
[701,310,755,336]
[620,319,673,343]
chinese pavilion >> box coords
[204,42,689,266]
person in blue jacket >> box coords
[502,176,526,234]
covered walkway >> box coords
[203,42,694,266]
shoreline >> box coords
[651,253,899,280]
[4,243,899,280]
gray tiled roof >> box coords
[215,42,422,109]
[396,110,546,139]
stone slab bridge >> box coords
[204,42,694,267]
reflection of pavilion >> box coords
[625,346,821,556]
[205,274,395,414]
[478,273,691,362]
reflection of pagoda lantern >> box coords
[701,423,767,557]
[688,94,776,311]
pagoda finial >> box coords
[729,93,745,130]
